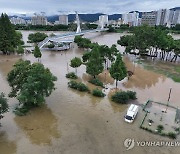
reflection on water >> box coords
[14,105,60,145]
[0,55,20,76]
[0,132,17,154]
[123,56,166,89]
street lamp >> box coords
[165,88,172,113]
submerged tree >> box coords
[0,93,9,115]
[28,32,48,43]
[110,54,127,89]
[0,92,9,125]
[7,60,57,115]
[17,45,24,55]
[70,57,82,74]
[86,47,104,78]
[33,45,42,62]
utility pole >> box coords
[165,88,172,113]
[167,88,172,102]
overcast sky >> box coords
[0,0,179,15]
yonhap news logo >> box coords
[124,138,135,150]
[124,138,180,150]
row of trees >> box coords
[14,24,69,31]
[0,13,24,54]
[117,25,180,62]
[71,36,127,88]
[14,23,98,31]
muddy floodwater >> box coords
[0,31,180,154]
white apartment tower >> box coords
[10,17,26,25]
[171,9,180,25]
[99,15,109,28]
[122,12,139,26]
[156,9,170,26]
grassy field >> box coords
[136,59,180,83]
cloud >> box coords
[0,0,179,15]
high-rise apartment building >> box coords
[59,15,68,25]
[170,9,180,25]
[99,15,109,28]
[31,15,47,25]
[156,9,170,26]
[122,12,139,26]
[10,17,26,25]
[141,11,157,26]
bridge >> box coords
[38,12,108,49]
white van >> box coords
[124,104,139,123]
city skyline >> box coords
[0,0,179,15]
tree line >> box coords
[14,23,98,31]
[117,25,180,62]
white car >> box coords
[124,104,139,123]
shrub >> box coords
[66,72,78,79]
[47,44,55,48]
[126,91,137,100]
[175,127,180,132]
[111,91,129,104]
[89,78,104,88]
[68,80,79,89]
[157,125,164,133]
[160,132,167,136]
[68,81,89,92]
[77,83,89,92]
[111,90,137,104]
[92,89,105,97]
[168,132,177,139]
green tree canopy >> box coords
[17,45,24,54]
[0,13,23,54]
[74,36,92,48]
[7,60,57,114]
[110,54,127,88]
[86,47,104,78]
[33,45,42,61]
[0,93,9,114]
[70,57,82,74]
[28,32,48,43]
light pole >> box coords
[167,88,172,102]
[165,88,172,113]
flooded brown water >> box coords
[0,31,180,154]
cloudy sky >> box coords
[0,0,179,15]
